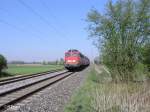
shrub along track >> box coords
[0,70,74,111]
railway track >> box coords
[0,68,64,86]
[0,70,74,111]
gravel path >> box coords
[0,70,67,94]
[4,67,90,112]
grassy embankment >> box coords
[0,64,64,78]
[64,65,150,112]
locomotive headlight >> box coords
[72,60,76,62]
[67,60,72,62]
[67,60,77,63]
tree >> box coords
[87,0,150,81]
[0,54,7,74]
[42,60,47,65]
[94,56,100,65]
[59,58,64,65]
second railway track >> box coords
[0,68,64,86]
[0,71,74,111]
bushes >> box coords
[64,68,148,112]
[0,54,7,76]
[142,43,150,71]
[133,63,147,81]
[89,67,111,83]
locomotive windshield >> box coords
[72,53,79,57]
[65,51,79,57]
[65,53,71,57]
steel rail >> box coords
[0,71,74,111]
[0,68,64,86]
[0,71,68,96]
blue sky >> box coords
[0,0,110,62]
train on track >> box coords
[64,49,90,71]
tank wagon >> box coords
[64,49,90,70]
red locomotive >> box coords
[64,49,90,70]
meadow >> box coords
[3,64,64,76]
[64,65,150,112]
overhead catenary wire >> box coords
[0,8,46,41]
[39,0,71,39]
[0,7,47,38]
[0,18,46,41]
[17,0,68,38]
[0,18,25,32]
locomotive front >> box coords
[64,50,81,70]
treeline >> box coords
[87,0,150,82]
[0,54,64,75]
[42,58,64,65]
[8,58,64,65]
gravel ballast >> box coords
[0,70,67,94]
[4,67,90,112]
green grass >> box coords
[2,64,64,76]
[64,66,146,112]
[64,70,98,112]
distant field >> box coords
[5,64,64,75]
